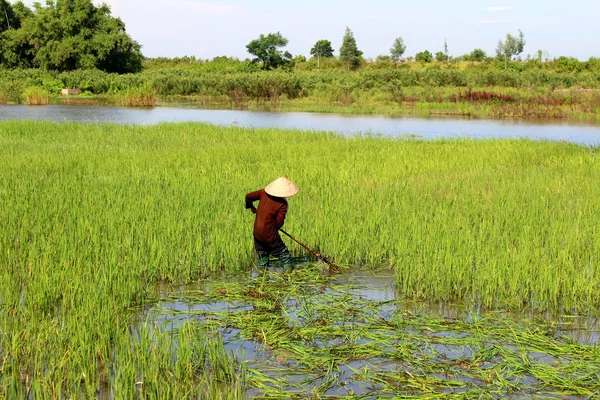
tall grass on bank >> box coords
[1,121,600,396]
[3,67,600,119]
[22,86,49,105]
[121,85,156,107]
[0,80,24,104]
[4,66,600,97]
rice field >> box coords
[1,120,599,397]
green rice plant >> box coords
[1,120,600,397]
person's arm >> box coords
[275,202,288,228]
[245,190,261,214]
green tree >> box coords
[0,2,24,65]
[246,32,292,70]
[555,56,584,73]
[0,0,142,72]
[0,0,19,31]
[339,27,362,71]
[390,37,406,62]
[415,50,433,63]
[496,29,525,69]
[469,48,486,62]
[535,49,550,63]
[0,1,36,68]
[310,39,334,70]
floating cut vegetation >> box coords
[1,120,599,397]
[151,268,600,398]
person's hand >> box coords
[251,207,257,214]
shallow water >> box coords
[142,268,600,398]
[2,104,600,145]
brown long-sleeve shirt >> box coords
[245,189,288,243]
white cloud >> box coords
[485,7,515,12]
[362,15,383,21]
[181,2,243,16]
[480,19,513,24]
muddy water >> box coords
[142,268,600,398]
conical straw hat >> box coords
[265,177,299,198]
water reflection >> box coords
[1,104,600,145]
[332,269,599,345]
[149,269,599,346]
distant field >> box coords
[2,63,600,120]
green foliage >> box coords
[496,29,526,69]
[0,76,24,103]
[22,85,49,105]
[0,0,21,31]
[293,56,344,71]
[310,39,333,70]
[415,50,433,63]
[246,32,292,70]
[390,37,406,62]
[587,57,600,68]
[2,63,600,110]
[339,27,363,71]
[555,56,585,73]
[0,1,35,68]
[465,48,487,62]
[143,56,261,74]
[2,121,600,397]
[2,121,600,312]
[435,51,449,62]
[0,0,142,73]
[2,58,600,118]
[310,39,334,59]
[293,55,307,63]
[121,84,155,107]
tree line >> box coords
[247,27,531,71]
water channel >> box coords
[2,104,600,145]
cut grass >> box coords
[152,268,600,398]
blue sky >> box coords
[23,0,600,60]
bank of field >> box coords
[1,121,600,396]
[3,67,600,120]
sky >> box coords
[21,0,600,60]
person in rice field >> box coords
[245,177,299,269]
